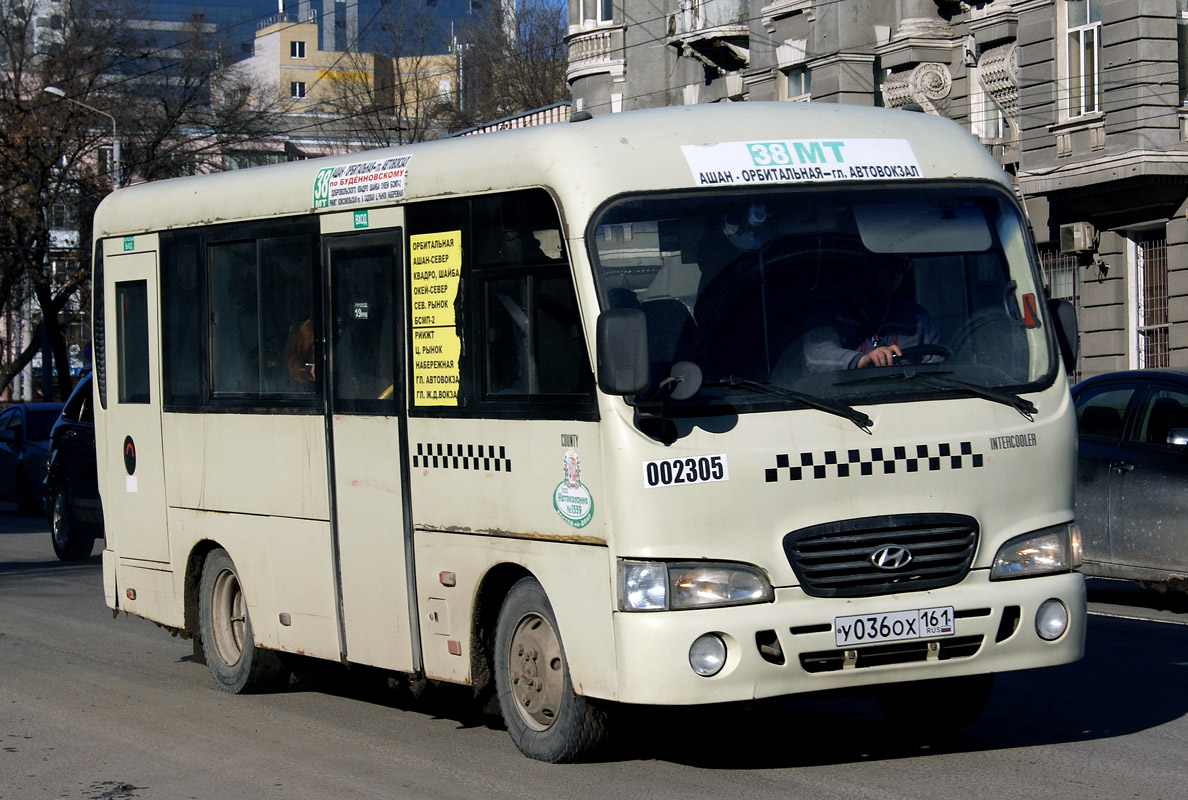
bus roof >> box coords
[93,102,1010,239]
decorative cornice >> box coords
[883,61,953,113]
[1018,149,1188,195]
[977,41,1018,133]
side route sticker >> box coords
[313,154,412,209]
[681,139,921,187]
[554,450,593,528]
[643,454,729,488]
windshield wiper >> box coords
[704,377,873,432]
[914,374,1037,420]
[831,368,1036,419]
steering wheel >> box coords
[893,343,953,365]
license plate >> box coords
[833,606,955,647]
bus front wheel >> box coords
[493,577,609,762]
[198,548,285,694]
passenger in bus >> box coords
[778,255,940,376]
[286,319,316,384]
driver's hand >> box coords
[857,344,901,368]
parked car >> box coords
[1072,368,1188,590]
[0,400,65,514]
[45,373,103,561]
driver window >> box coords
[1074,385,1133,439]
[1131,386,1188,446]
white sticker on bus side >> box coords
[643,455,729,489]
[680,139,921,187]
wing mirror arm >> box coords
[596,308,650,397]
[1048,298,1079,374]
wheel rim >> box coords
[210,568,246,668]
[51,492,68,548]
[507,611,565,732]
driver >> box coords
[780,255,941,375]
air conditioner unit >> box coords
[1059,221,1096,254]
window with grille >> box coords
[1136,234,1169,369]
[1038,245,1082,381]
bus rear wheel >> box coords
[493,577,609,762]
[198,548,285,694]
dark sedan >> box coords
[0,401,65,514]
[45,373,103,561]
[1073,368,1188,590]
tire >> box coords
[493,577,610,762]
[49,483,93,561]
[876,673,993,738]
[198,548,285,694]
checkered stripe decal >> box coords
[765,442,983,482]
[413,443,511,472]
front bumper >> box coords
[609,570,1085,705]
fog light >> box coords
[1035,598,1069,641]
[689,633,726,677]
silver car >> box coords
[1073,368,1188,590]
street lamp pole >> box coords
[43,85,121,189]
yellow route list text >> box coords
[410,230,462,406]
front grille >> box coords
[784,514,978,597]
[799,635,984,673]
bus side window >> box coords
[161,233,203,406]
[473,191,593,404]
[483,271,588,396]
[162,220,319,410]
[407,189,595,418]
[115,280,150,404]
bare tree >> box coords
[314,3,459,147]
[447,0,568,131]
[0,0,285,400]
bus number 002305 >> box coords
[643,455,729,488]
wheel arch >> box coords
[183,539,226,638]
[469,562,533,700]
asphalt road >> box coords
[3,509,1187,800]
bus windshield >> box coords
[592,183,1055,414]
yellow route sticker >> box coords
[410,230,462,406]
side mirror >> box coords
[1168,428,1188,449]
[1048,298,1079,374]
[596,308,650,396]
[0,428,18,444]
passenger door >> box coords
[324,224,416,672]
[99,244,169,564]
[1112,382,1188,574]
[1073,380,1138,567]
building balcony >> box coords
[566,27,625,82]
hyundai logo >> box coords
[870,544,913,570]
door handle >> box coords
[1110,460,1135,473]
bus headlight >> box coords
[619,561,774,611]
[991,524,1077,580]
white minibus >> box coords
[92,102,1084,762]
